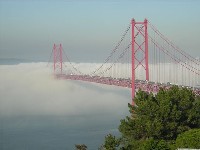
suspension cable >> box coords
[148,20,200,66]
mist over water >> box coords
[0,62,130,150]
[1,61,199,149]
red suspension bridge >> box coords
[48,19,200,105]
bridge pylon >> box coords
[53,43,63,75]
[131,19,149,105]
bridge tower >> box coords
[131,19,149,105]
[53,43,63,74]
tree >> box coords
[75,144,87,150]
[118,86,200,149]
[141,138,170,150]
[101,134,120,150]
[176,128,200,149]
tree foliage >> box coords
[101,134,120,150]
[175,128,200,149]
[102,86,200,149]
[141,138,170,150]
[120,86,200,141]
[75,144,87,150]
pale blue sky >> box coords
[0,0,200,62]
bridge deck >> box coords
[55,74,200,96]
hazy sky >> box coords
[0,0,200,62]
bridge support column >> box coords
[131,18,149,105]
[144,19,149,81]
[53,44,63,75]
[131,19,135,106]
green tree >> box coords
[101,134,120,150]
[118,86,200,149]
[176,128,200,149]
[141,138,170,150]
[75,144,87,150]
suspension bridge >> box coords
[48,19,200,105]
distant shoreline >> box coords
[0,58,47,65]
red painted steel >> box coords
[59,44,63,74]
[131,19,150,105]
[53,44,56,74]
[144,19,149,81]
[53,44,63,75]
[131,19,135,105]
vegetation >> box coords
[101,134,120,150]
[101,86,200,149]
[175,128,200,149]
[75,144,87,150]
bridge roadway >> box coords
[56,74,200,96]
